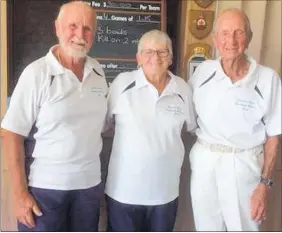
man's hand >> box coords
[14,191,42,228]
[251,183,268,223]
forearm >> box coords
[262,135,281,179]
[3,130,28,196]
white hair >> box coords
[56,1,95,22]
[213,8,253,43]
[137,30,173,56]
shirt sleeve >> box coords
[104,73,124,131]
[185,83,197,132]
[264,72,282,136]
[187,61,204,91]
[1,65,42,137]
[98,65,109,133]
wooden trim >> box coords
[1,2,18,231]
[176,0,188,78]
[6,0,14,97]
[161,0,166,32]
[1,0,8,120]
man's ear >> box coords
[247,31,253,47]
[136,54,141,67]
[55,19,60,38]
[212,34,219,50]
[167,54,173,66]
[212,34,216,45]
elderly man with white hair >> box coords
[188,8,281,231]
[105,29,197,231]
[1,1,107,231]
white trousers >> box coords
[189,141,264,231]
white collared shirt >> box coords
[189,56,281,149]
[1,45,108,190]
[105,68,196,205]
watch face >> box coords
[268,180,274,186]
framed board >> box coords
[84,0,166,83]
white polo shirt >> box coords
[105,68,196,205]
[1,45,108,190]
[189,56,281,150]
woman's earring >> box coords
[137,64,141,69]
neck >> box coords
[145,70,167,85]
[55,46,85,81]
[144,70,170,95]
[221,55,250,82]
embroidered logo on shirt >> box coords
[235,99,256,111]
[166,105,184,116]
[91,87,104,96]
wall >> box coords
[260,0,281,74]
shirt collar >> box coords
[164,71,182,95]
[84,55,99,78]
[45,45,98,77]
[215,55,258,87]
[135,68,151,88]
[135,68,182,95]
[45,45,65,75]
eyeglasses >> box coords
[141,49,170,58]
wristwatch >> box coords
[260,177,274,188]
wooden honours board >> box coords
[85,0,166,83]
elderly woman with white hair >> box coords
[188,8,281,231]
[105,29,196,231]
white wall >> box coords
[218,0,281,74]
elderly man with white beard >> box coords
[1,1,108,231]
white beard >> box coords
[59,38,88,60]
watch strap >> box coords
[260,177,273,188]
